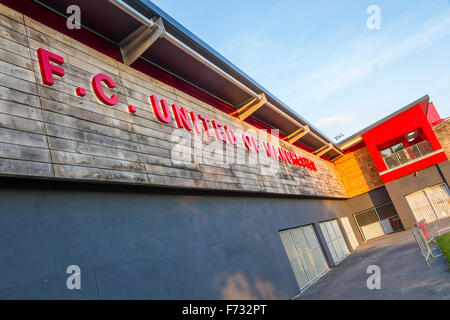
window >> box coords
[405,183,450,224]
[380,142,407,168]
[379,137,433,170]
[354,208,384,241]
[340,217,359,250]
[279,225,329,290]
[354,202,404,240]
[319,220,349,264]
[380,142,404,157]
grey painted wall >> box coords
[437,161,450,186]
[342,186,392,245]
[0,181,350,299]
[385,162,449,229]
[346,186,391,213]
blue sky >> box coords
[151,0,450,141]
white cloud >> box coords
[288,12,450,104]
[317,115,352,130]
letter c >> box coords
[92,73,119,106]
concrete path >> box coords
[297,231,450,300]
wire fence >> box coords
[426,216,450,238]
[406,183,450,238]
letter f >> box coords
[37,48,65,86]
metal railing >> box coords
[382,140,433,170]
[412,222,443,269]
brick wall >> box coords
[334,145,384,198]
[0,4,347,198]
[433,118,450,159]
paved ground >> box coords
[297,231,450,300]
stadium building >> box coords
[0,0,448,299]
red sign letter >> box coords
[262,141,273,158]
[290,152,299,166]
[150,95,172,123]
[189,111,201,134]
[198,114,212,137]
[242,133,259,152]
[224,126,237,145]
[212,120,226,142]
[251,136,260,153]
[92,73,119,106]
[37,48,65,86]
[172,104,192,131]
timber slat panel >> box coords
[0,158,52,177]
[334,146,384,198]
[433,120,450,159]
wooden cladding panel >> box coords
[433,119,450,160]
[334,146,384,198]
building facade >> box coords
[335,97,450,241]
[0,0,448,299]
